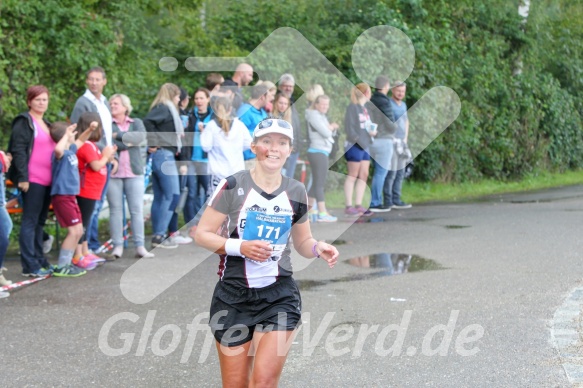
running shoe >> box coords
[21,267,53,277]
[317,213,338,223]
[355,205,374,217]
[369,205,392,213]
[151,235,178,249]
[84,252,106,264]
[53,264,87,278]
[170,233,193,245]
[392,201,412,209]
[72,256,98,270]
[344,206,361,216]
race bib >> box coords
[242,211,292,261]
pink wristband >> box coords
[312,242,320,258]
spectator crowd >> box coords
[0,64,412,296]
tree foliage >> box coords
[0,0,581,182]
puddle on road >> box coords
[326,239,350,245]
[444,225,471,229]
[341,217,388,224]
[297,253,443,291]
[405,217,437,223]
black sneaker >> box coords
[392,201,412,209]
[369,205,392,213]
[151,235,178,249]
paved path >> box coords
[2,185,583,387]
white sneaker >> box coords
[135,246,155,258]
[43,235,54,254]
[112,246,123,259]
[0,291,9,299]
[171,234,193,245]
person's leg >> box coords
[0,176,13,238]
[306,153,318,201]
[151,149,180,238]
[0,211,10,285]
[369,138,392,208]
[392,167,407,205]
[383,150,399,207]
[355,160,370,207]
[249,330,297,387]
[344,160,360,208]
[215,341,254,387]
[183,163,197,227]
[194,162,209,217]
[282,151,299,179]
[168,212,178,235]
[87,164,111,251]
[75,197,96,258]
[106,178,125,247]
[124,176,146,248]
[0,206,12,242]
[60,224,84,267]
[150,156,162,238]
[19,183,47,273]
[307,152,327,212]
[0,207,9,273]
[35,185,52,269]
[309,153,334,218]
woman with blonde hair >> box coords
[200,96,252,195]
[144,83,185,249]
[305,84,325,107]
[343,83,375,217]
[270,92,292,123]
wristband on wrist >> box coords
[312,241,320,258]
[225,238,243,256]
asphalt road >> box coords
[2,185,583,387]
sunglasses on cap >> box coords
[257,118,292,130]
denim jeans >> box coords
[384,150,405,205]
[106,175,146,247]
[150,148,180,237]
[87,163,112,251]
[369,138,393,207]
[282,151,300,179]
[0,174,12,269]
[184,161,209,228]
[19,183,51,273]
[0,174,13,237]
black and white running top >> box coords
[208,170,309,288]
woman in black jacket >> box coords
[143,83,184,249]
[8,85,55,276]
[343,83,375,217]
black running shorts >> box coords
[209,276,302,347]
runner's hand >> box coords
[241,240,272,262]
[315,241,338,268]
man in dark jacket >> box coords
[365,75,397,212]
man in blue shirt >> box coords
[385,81,412,209]
[236,82,276,166]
